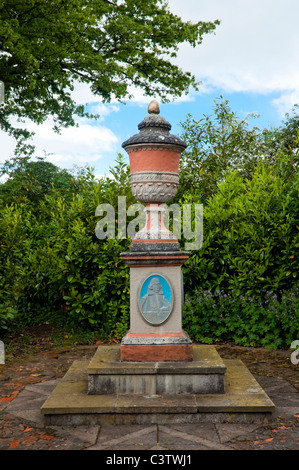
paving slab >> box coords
[88,425,157,450]
[158,424,231,450]
[215,423,261,443]
[1,341,298,451]
[1,374,298,450]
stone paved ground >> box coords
[0,336,298,451]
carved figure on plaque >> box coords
[138,274,173,325]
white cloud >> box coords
[1,1,298,172]
[95,173,115,180]
[272,91,299,117]
[0,129,16,163]
[168,0,299,96]
[124,84,196,106]
[0,173,9,183]
[69,81,98,106]
[0,116,119,169]
[88,102,120,118]
[70,81,121,117]
[0,78,122,168]
[3,75,125,164]
[32,118,119,168]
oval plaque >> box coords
[137,273,174,326]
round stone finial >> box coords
[148,100,160,115]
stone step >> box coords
[87,345,226,395]
[41,350,275,426]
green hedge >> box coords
[0,161,133,338]
[182,161,298,297]
[0,157,298,347]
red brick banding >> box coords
[129,149,180,173]
[120,344,193,362]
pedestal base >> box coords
[120,330,193,362]
[41,345,275,426]
[88,344,225,395]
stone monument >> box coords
[86,100,226,395]
[41,101,275,425]
[120,99,193,363]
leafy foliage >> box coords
[0,156,132,336]
[183,285,299,349]
[178,96,265,202]
[0,156,76,208]
[0,100,298,349]
[0,0,219,153]
[178,98,299,204]
[182,160,298,298]
[261,104,299,158]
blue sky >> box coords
[100,90,287,173]
[91,91,286,176]
[1,0,298,178]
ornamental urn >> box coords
[122,100,187,243]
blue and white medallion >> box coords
[137,273,174,326]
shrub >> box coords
[0,157,132,336]
[0,144,297,347]
[183,285,299,348]
[182,159,298,298]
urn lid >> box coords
[122,100,187,151]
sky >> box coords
[1,0,299,178]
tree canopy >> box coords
[0,0,219,154]
[0,156,75,207]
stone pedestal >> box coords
[120,250,192,362]
[120,331,193,362]
[118,100,192,363]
